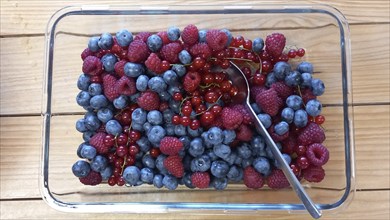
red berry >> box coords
[161,42,183,63]
[252,73,266,86]
[220,80,232,92]
[102,74,120,101]
[221,107,243,130]
[127,40,149,63]
[181,105,192,117]
[315,115,325,125]
[172,115,181,125]
[115,76,136,96]
[145,53,164,74]
[104,134,115,147]
[160,136,184,156]
[295,145,307,156]
[116,133,128,146]
[191,172,210,189]
[190,43,212,60]
[204,91,218,103]
[267,169,290,189]
[306,143,330,166]
[297,48,306,57]
[206,29,228,51]
[90,75,102,84]
[159,101,169,112]
[180,116,191,126]
[191,96,202,107]
[128,144,139,156]
[137,91,160,111]
[82,56,103,76]
[181,24,199,45]
[265,33,286,58]
[114,60,127,77]
[236,124,253,142]
[183,71,201,92]
[129,130,141,142]
[173,92,183,101]
[243,166,264,189]
[297,122,326,146]
[210,105,222,116]
[243,39,252,50]
[193,57,206,69]
[200,111,215,126]
[214,72,226,84]
[271,81,294,100]
[220,59,230,69]
[202,72,214,84]
[150,148,160,158]
[164,155,184,178]
[303,165,325,182]
[108,176,117,186]
[117,176,126,186]
[255,88,283,117]
[79,171,102,186]
[290,163,301,176]
[288,49,297,58]
[160,60,170,72]
[296,156,310,169]
[126,156,135,166]
[134,32,151,42]
[189,119,201,130]
[235,36,245,46]
[90,132,110,154]
[116,145,128,157]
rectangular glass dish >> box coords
[41,4,355,216]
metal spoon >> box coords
[216,62,322,219]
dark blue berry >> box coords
[252,157,271,176]
[153,174,164,188]
[163,174,178,190]
[147,34,163,52]
[281,107,294,124]
[82,131,95,142]
[182,173,195,189]
[191,154,211,172]
[124,62,145,77]
[90,94,108,110]
[311,78,325,96]
[101,53,117,72]
[98,33,113,50]
[136,75,149,92]
[97,108,113,123]
[90,155,108,172]
[171,64,186,77]
[274,121,289,135]
[147,126,166,143]
[116,29,133,47]
[113,95,128,109]
[227,165,243,182]
[285,71,302,87]
[84,113,101,131]
[252,37,264,53]
[294,109,308,128]
[147,110,163,125]
[237,143,252,159]
[198,29,207,43]
[213,144,231,160]
[164,123,175,136]
[297,61,313,74]
[100,166,113,181]
[76,91,91,107]
[76,118,88,133]
[306,99,322,116]
[174,125,187,136]
[88,83,102,96]
[211,177,228,190]
[72,160,91,178]
[273,62,291,80]
[88,36,100,52]
[274,153,292,169]
[80,144,96,160]
[140,167,154,184]
[210,160,229,178]
[167,26,180,41]
[77,73,91,91]
[105,119,122,136]
[132,108,147,124]
[155,155,168,175]
[178,50,191,65]
[301,72,312,88]
[148,76,167,93]
[137,136,151,153]
[286,95,303,110]
[257,113,272,129]
[221,29,232,46]
[122,166,141,185]
[163,70,178,86]
[265,71,277,87]
[189,138,204,157]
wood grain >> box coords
[1,24,389,115]
[1,0,389,36]
[1,190,389,219]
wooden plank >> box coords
[1,24,389,115]
[1,190,389,220]
[1,105,389,200]
[1,0,389,35]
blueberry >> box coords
[76,91,91,107]
[77,143,87,158]
[211,177,228,190]
[167,26,181,41]
[210,160,229,178]
[252,37,264,53]
[147,126,166,143]
[148,76,167,93]
[132,122,144,132]
[72,160,91,177]
[80,144,96,159]
[147,110,163,125]
[311,78,325,96]
[241,157,254,168]
[82,131,95,142]
[273,62,291,80]
[187,126,202,138]
[142,154,155,169]
[274,154,292,169]
[113,95,128,109]
[251,103,262,114]
[98,33,113,50]
[105,119,122,136]
[224,152,237,165]
[84,114,101,131]
[191,154,211,172]
[251,135,266,156]
[253,157,271,176]
[163,174,178,190]
[124,62,145,78]
[132,108,147,124]
[147,34,163,52]
[285,71,302,87]
[281,107,294,124]
[257,113,272,129]
[213,144,231,160]
[76,118,87,133]
[274,121,289,135]
[101,53,117,72]
[90,95,108,110]
[297,61,313,74]
[237,143,252,159]
[88,36,100,52]
[182,155,193,172]
[159,91,171,102]
[234,156,243,166]
[140,167,154,184]
[222,129,236,145]
[306,99,322,117]
[174,125,187,136]
[97,108,113,123]
[294,109,308,128]
[153,174,164,188]
[129,92,140,103]
[90,155,108,172]
[301,72,312,88]
[204,127,223,145]
[88,83,102,96]
[172,64,186,77]
[179,136,191,150]
[189,138,205,157]
[163,70,178,86]
[122,166,141,185]
[137,136,151,152]
[164,123,175,136]
[227,165,243,182]
[162,109,174,124]
[265,72,277,87]
[286,95,303,110]
[156,155,168,175]
[116,29,133,47]
[182,173,195,189]
[178,50,192,65]
[198,29,207,43]
[221,29,232,46]
[77,74,91,91]
[100,166,113,181]
[136,75,149,92]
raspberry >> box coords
[250,86,266,101]
[145,53,164,74]
[300,88,317,104]
[271,81,294,100]
[127,40,149,63]
[206,29,228,51]
[110,43,127,59]
[181,24,199,45]
[134,32,151,42]
[231,104,254,125]
[103,74,120,101]
[189,43,212,60]
[302,165,325,183]
[159,137,184,156]
[163,155,184,178]
[281,136,297,154]
[221,107,243,130]
[243,166,264,189]
[191,172,210,189]
[269,124,289,142]
[81,48,94,60]
[137,90,160,111]
[207,116,223,129]
[255,88,283,116]
[82,56,103,76]
[306,143,329,166]
[265,33,286,58]
[115,76,136,96]
[90,132,110,154]
[157,31,171,45]
[183,71,201,92]
[114,60,127,77]
[236,124,253,142]
[79,171,102,186]
[267,169,290,189]
[161,42,183,63]
[297,122,326,146]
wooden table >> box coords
[1,1,389,219]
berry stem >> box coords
[199,83,220,89]
[195,95,223,116]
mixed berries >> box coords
[72,24,329,190]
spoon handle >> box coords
[247,103,322,219]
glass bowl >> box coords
[41,4,355,217]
